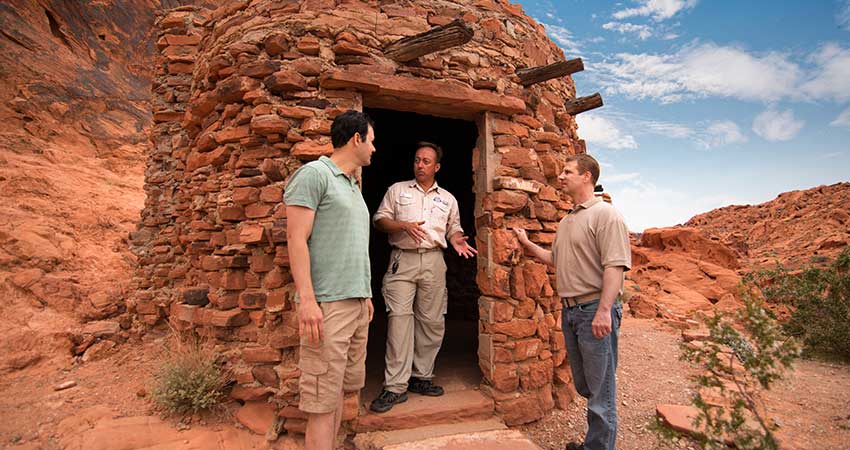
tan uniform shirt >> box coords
[373,180,463,250]
[552,196,631,298]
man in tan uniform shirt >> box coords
[369,142,478,413]
[515,154,630,450]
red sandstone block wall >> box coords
[131,0,590,429]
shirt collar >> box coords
[319,156,344,176]
[408,179,440,193]
[569,195,602,213]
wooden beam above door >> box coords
[320,69,527,119]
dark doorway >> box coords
[361,107,481,399]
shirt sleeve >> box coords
[445,195,464,238]
[597,208,632,271]
[373,184,396,223]
[283,165,325,210]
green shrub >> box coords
[744,246,850,360]
[151,334,230,415]
[680,292,800,450]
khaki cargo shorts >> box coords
[298,298,369,414]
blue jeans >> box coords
[562,300,622,450]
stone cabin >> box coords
[131,0,605,436]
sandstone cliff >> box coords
[0,0,206,372]
[686,182,850,269]
[627,182,850,322]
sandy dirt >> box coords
[518,313,850,450]
[3,311,848,449]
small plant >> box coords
[151,332,230,415]
[745,246,850,361]
[680,291,800,450]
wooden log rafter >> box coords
[564,93,603,116]
[383,19,473,62]
[516,58,584,86]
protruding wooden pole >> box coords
[564,93,603,115]
[383,19,473,62]
[516,58,584,86]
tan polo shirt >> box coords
[373,180,463,250]
[552,196,631,298]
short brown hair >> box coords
[565,154,600,185]
[416,141,443,163]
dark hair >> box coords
[331,110,373,149]
[565,153,600,185]
[415,141,443,163]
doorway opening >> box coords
[360,107,481,402]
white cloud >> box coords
[540,22,581,56]
[818,151,846,159]
[595,162,746,231]
[831,108,850,127]
[592,42,850,104]
[752,107,805,141]
[604,172,642,183]
[613,0,699,21]
[609,177,741,232]
[799,43,850,102]
[839,1,850,30]
[576,114,638,150]
[700,120,748,148]
[602,22,654,40]
[580,110,751,150]
[592,42,801,103]
[639,119,693,138]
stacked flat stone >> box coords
[131,0,591,432]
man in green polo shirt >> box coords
[285,110,376,450]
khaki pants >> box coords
[382,248,447,394]
[298,298,370,414]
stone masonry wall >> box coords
[132,0,591,433]
[130,6,205,326]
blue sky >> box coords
[515,0,850,231]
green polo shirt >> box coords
[284,156,372,302]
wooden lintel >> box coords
[564,93,603,115]
[383,19,473,62]
[320,69,526,118]
[516,58,584,86]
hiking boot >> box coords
[565,442,584,450]
[407,377,444,396]
[369,390,408,413]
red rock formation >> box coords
[686,182,850,269]
[628,228,742,323]
[627,182,850,323]
[0,0,209,372]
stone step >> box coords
[379,429,542,450]
[353,389,494,433]
[353,418,507,450]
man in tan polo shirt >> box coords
[514,154,630,450]
[369,142,478,413]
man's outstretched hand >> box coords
[451,234,478,258]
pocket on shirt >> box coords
[430,201,450,225]
[396,197,416,221]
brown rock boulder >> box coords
[235,401,276,435]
